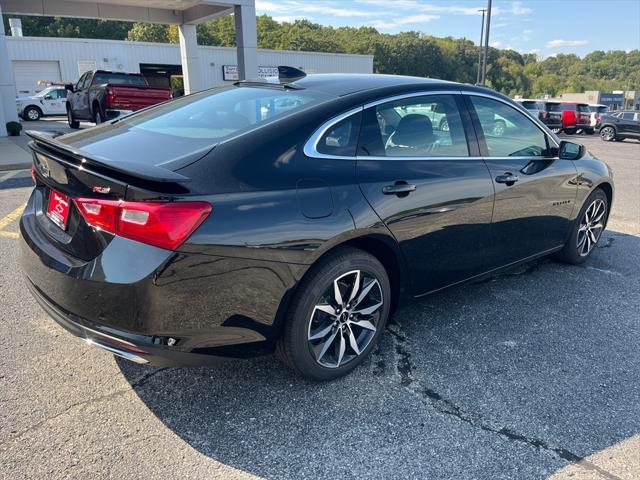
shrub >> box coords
[6,121,22,136]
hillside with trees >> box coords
[4,14,639,98]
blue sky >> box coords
[255,0,640,58]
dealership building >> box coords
[0,0,372,136]
[553,90,640,111]
[5,35,373,97]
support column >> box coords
[0,4,19,137]
[234,4,258,80]
[178,23,202,94]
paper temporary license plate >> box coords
[46,189,71,230]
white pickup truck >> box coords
[16,86,68,121]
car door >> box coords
[355,92,495,295]
[465,94,578,268]
[42,88,66,115]
[619,112,636,136]
[633,113,640,136]
[74,72,91,119]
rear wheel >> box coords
[93,103,106,125]
[67,108,80,129]
[24,106,41,121]
[600,126,615,141]
[493,120,506,136]
[276,247,391,380]
[554,188,607,265]
[585,128,594,135]
[564,128,576,135]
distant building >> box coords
[5,36,374,97]
[551,90,640,110]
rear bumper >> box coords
[20,188,304,366]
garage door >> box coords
[12,60,62,96]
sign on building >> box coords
[223,65,280,81]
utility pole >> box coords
[481,0,492,85]
[476,9,486,85]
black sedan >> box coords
[21,73,614,380]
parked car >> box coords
[16,86,67,121]
[22,74,614,381]
[588,104,608,128]
[65,69,172,128]
[514,98,545,120]
[543,101,565,133]
[550,102,592,134]
[596,110,640,142]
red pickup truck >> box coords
[65,70,172,128]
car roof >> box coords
[290,73,453,96]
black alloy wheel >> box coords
[554,188,608,265]
[276,247,391,380]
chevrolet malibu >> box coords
[21,73,614,380]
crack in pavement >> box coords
[0,367,169,451]
[385,321,623,480]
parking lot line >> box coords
[0,204,25,233]
[0,231,19,239]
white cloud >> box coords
[257,1,384,18]
[356,0,485,16]
[272,15,307,23]
[490,41,502,48]
[370,14,440,29]
[510,1,533,15]
[546,39,589,48]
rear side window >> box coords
[118,86,333,144]
[317,113,362,157]
[469,95,549,157]
[359,94,469,157]
[622,112,634,120]
[93,73,148,86]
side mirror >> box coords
[559,140,584,160]
[64,83,75,93]
[43,95,52,100]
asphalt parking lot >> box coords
[0,126,639,479]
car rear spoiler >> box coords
[25,130,191,184]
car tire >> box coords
[600,126,616,141]
[564,128,576,135]
[554,188,608,265]
[23,106,42,121]
[67,108,80,129]
[93,103,106,125]
[585,128,594,135]
[276,247,391,381]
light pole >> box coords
[481,0,492,85]
[476,9,486,85]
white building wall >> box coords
[6,36,373,90]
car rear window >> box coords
[577,105,590,113]
[521,101,539,110]
[117,85,333,143]
[93,73,148,86]
[546,103,563,112]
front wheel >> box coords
[23,106,41,121]
[600,126,615,141]
[67,108,80,129]
[276,247,391,380]
[554,188,608,265]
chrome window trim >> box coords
[303,106,364,160]
[303,88,559,161]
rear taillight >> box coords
[74,198,211,250]
[30,164,36,183]
[106,87,115,108]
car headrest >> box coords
[391,114,434,148]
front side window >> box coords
[359,94,469,157]
[76,72,89,91]
[469,96,549,157]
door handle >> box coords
[495,174,519,185]
[382,181,417,196]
